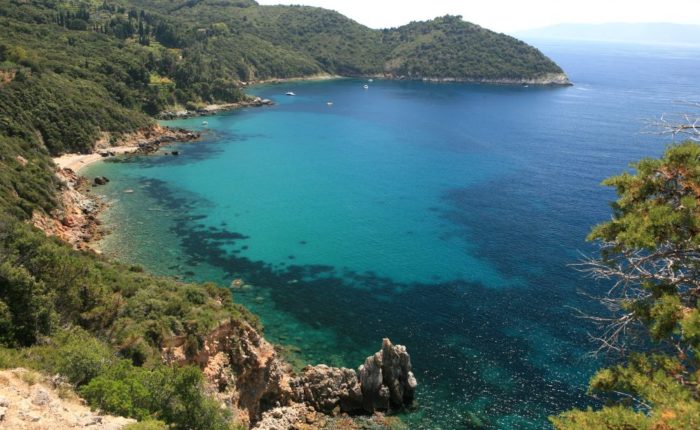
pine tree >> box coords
[552,139,700,429]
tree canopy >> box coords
[552,142,700,429]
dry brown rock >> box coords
[290,365,363,414]
[31,168,104,249]
[253,403,308,430]
[0,368,135,429]
[359,338,417,413]
[162,319,293,426]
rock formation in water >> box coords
[162,322,416,428]
[290,365,364,414]
[359,338,417,412]
[291,338,417,415]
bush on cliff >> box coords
[0,328,233,429]
[0,215,259,353]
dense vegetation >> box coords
[0,196,258,427]
[0,329,234,429]
[0,0,564,156]
[382,15,565,80]
[552,142,700,429]
[132,0,564,80]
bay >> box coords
[85,40,700,429]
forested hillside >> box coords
[0,0,566,155]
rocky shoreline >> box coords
[403,72,571,86]
[163,318,416,429]
[31,168,104,250]
[157,97,274,120]
[45,125,201,249]
[241,72,572,87]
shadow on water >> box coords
[135,178,603,429]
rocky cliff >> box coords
[162,319,416,428]
[31,168,103,249]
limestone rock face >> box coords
[253,404,309,430]
[0,368,134,429]
[162,319,293,426]
[289,338,416,415]
[167,322,417,428]
[359,338,417,413]
[31,168,104,249]
[290,364,363,414]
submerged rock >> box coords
[93,176,109,186]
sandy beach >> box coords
[52,145,140,172]
[52,125,201,172]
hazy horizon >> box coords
[257,0,700,33]
[515,22,700,46]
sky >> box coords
[256,0,700,33]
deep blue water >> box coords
[85,41,700,429]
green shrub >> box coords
[54,329,116,386]
[123,420,169,430]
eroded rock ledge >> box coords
[31,168,104,249]
[162,319,416,429]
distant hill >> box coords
[0,1,569,156]
[139,1,568,83]
[515,23,700,46]
[382,16,567,83]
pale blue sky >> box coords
[257,0,700,33]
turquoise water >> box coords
[85,41,700,429]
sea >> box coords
[84,40,700,429]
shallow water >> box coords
[85,40,700,429]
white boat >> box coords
[285,91,296,96]
[363,84,369,89]
[368,79,374,82]
[202,120,208,125]
[327,101,333,106]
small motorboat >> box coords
[363,84,369,89]
[285,91,296,96]
[202,120,208,126]
[368,79,374,82]
[327,101,333,106]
